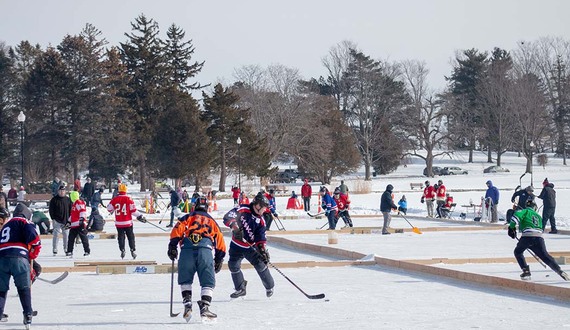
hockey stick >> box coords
[273,215,286,231]
[245,241,325,300]
[306,211,325,218]
[142,219,168,232]
[169,259,180,317]
[515,237,547,269]
[36,271,69,285]
[158,209,168,225]
[316,221,328,230]
[400,214,422,234]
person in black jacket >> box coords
[538,178,557,234]
[380,184,398,235]
[511,186,534,210]
[81,178,95,207]
[49,184,72,256]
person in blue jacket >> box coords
[485,180,499,223]
[320,186,338,230]
[397,195,408,215]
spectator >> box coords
[339,180,349,195]
[222,193,274,298]
[380,184,398,235]
[74,176,81,192]
[511,186,534,210]
[508,198,568,281]
[31,210,51,235]
[440,193,454,218]
[7,186,17,206]
[397,195,407,215]
[0,191,6,209]
[301,179,312,212]
[239,191,249,205]
[17,186,26,204]
[263,189,278,230]
[538,178,557,234]
[320,186,338,230]
[286,191,302,210]
[231,186,240,205]
[167,196,226,320]
[107,183,146,259]
[484,180,499,223]
[333,187,352,228]
[90,187,105,211]
[0,203,40,327]
[49,184,72,256]
[435,180,446,218]
[421,181,435,218]
[167,187,182,228]
[51,177,61,197]
[66,191,90,257]
[81,178,95,207]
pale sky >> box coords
[1,0,569,93]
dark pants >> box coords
[327,211,337,229]
[303,197,310,211]
[514,236,561,273]
[542,207,556,231]
[0,257,33,316]
[67,227,90,254]
[336,210,353,227]
[436,200,445,218]
[228,243,274,291]
[117,226,136,252]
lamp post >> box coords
[529,140,535,187]
[237,137,242,191]
[17,111,26,188]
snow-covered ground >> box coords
[2,150,570,329]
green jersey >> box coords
[510,207,543,236]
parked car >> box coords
[423,166,443,176]
[441,166,468,175]
[283,169,300,179]
[271,172,296,184]
[483,165,510,173]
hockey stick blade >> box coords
[307,293,326,299]
[37,271,69,284]
[307,211,325,218]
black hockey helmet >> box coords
[194,196,208,211]
[319,186,327,193]
[334,187,341,195]
[254,192,270,207]
[0,207,10,219]
[13,203,32,221]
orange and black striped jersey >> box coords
[170,210,226,255]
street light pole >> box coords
[529,140,535,187]
[17,111,26,188]
[237,137,242,191]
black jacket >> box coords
[538,183,556,209]
[511,190,533,209]
[380,190,397,212]
[49,195,72,224]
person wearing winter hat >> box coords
[484,180,500,223]
[538,178,557,233]
[380,185,398,235]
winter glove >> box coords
[63,222,71,230]
[256,243,270,264]
[137,215,147,223]
[421,197,425,204]
[79,219,86,230]
[167,244,178,260]
[508,227,517,239]
[232,224,243,241]
[214,259,223,273]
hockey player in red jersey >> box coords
[67,191,91,257]
[107,183,146,259]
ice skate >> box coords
[266,288,274,297]
[197,300,217,320]
[120,249,125,259]
[230,280,247,298]
[520,267,531,281]
[131,249,137,259]
[558,270,569,281]
[183,297,192,322]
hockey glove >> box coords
[137,215,147,223]
[167,244,178,260]
[507,227,517,239]
[63,222,71,230]
[421,197,425,204]
[232,224,244,241]
[256,243,270,264]
[214,259,223,273]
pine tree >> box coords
[163,24,205,92]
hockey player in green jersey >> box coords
[509,198,569,281]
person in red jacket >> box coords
[231,186,240,205]
[301,179,312,212]
[440,193,454,218]
[107,183,146,259]
[66,191,90,257]
[421,180,436,218]
[333,188,353,228]
[435,180,447,218]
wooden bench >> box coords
[410,182,424,190]
[266,184,288,194]
[25,194,53,207]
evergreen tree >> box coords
[0,43,15,178]
[163,24,205,92]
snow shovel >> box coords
[400,214,422,234]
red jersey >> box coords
[436,185,446,201]
[423,186,435,199]
[444,196,454,208]
[334,193,350,211]
[70,199,87,228]
[107,193,142,228]
[231,187,240,199]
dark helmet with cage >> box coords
[194,196,208,212]
[334,187,341,195]
[0,207,10,219]
[319,186,328,194]
[253,192,270,207]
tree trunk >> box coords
[219,144,226,192]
